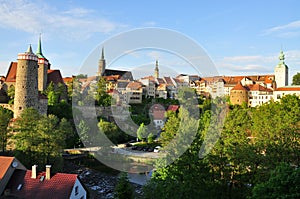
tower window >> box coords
[19,107,22,110]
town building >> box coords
[0,156,86,199]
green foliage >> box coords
[7,85,15,104]
[95,77,112,106]
[44,82,67,105]
[136,123,148,141]
[98,119,121,144]
[252,163,300,199]
[143,95,300,199]
[292,72,300,85]
[147,132,154,143]
[159,111,179,146]
[48,100,73,119]
[0,107,13,152]
[114,172,134,199]
[76,74,87,78]
[12,108,71,171]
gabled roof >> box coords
[248,84,273,92]
[231,82,249,91]
[156,78,165,84]
[0,157,14,180]
[103,69,133,81]
[126,81,142,90]
[156,83,167,91]
[5,62,18,83]
[167,105,180,112]
[116,81,130,89]
[150,104,166,120]
[63,77,73,84]
[47,70,65,85]
[6,170,78,199]
[163,77,174,86]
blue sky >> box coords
[0,0,300,82]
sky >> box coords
[0,0,300,83]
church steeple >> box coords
[154,60,159,78]
[275,49,289,88]
[98,47,106,76]
[36,34,45,59]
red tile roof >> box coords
[0,156,14,180]
[5,62,17,83]
[7,170,78,199]
[47,70,65,85]
[275,87,300,91]
[151,104,166,120]
[231,82,249,91]
[63,77,73,84]
[127,81,142,90]
[167,105,180,112]
[248,84,273,92]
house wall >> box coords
[69,178,86,199]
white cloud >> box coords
[263,20,300,38]
[142,21,157,27]
[0,0,127,40]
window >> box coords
[80,196,84,199]
[75,186,79,196]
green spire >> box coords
[36,34,45,58]
[26,44,33,54]
[276,50,288,69]
[279,50,285,63]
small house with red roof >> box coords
[150,104,166,129]
[0,156,86,199]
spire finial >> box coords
[36,34,45,58]
[101,47,105,60]
[26,44,33,54]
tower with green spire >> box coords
[154,60,159,78]
[98,47,106,76]
[274,50,289,88]
[36,34,50,91]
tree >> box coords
[252,163,300,199]
[159,111,180,146]
[95,77,111,106]
[136,123,148,142]
[292,72,300,85]
[0,107,13,152]
[114,172,134,199]
[45,82,59,105]
[13,108,71,171]
[7,85,15,104]
[98,119,123,144]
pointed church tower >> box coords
[154,60,159,78]
[36,35,50,91]
[97,47,106,76]
[274,50,289,88]
[14,45,39,118]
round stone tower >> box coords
[14,45,39,118]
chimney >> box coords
[31,165,38,179]
[45,165,51,180]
